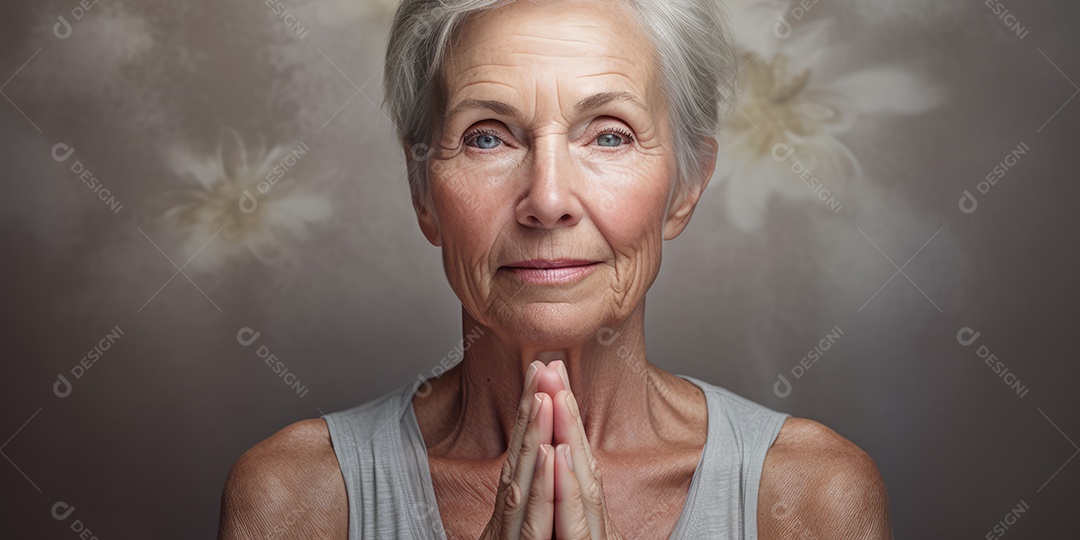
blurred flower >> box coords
[717,2,944,231]
[159,129,332,273]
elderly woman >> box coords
[219,0,891,538]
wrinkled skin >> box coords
[409,0,715,538]
[216,1,893,539]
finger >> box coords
[553,390,607,537]
[554,360,571,391]
[503,392,553,537]
[536,360,569,397]
[520,444,554,540]
[494,361,547,520]
[554,443,590,540]
[506,361,545,472]
[552,388,596,470]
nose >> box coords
[515,135,583,230]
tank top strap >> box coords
[670,375,790,539]
[322,379,440,539]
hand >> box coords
[480,360,555,540]
[549,363,624,540]
[480,361,623,540]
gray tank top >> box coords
[322,374,789,539]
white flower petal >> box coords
[781,19,835,71]
[269,195,332,222]
[830,67,945,115]
[164,147,222,189]
[260,195,333,239]
[784,135,863,184]
[723,155,796,231]
[217,128,251,180]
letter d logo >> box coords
[52,501,75,520]
[959,190,978,214]
[597,327,620,346]
[236,327,261,346]
[54,15,72,39]
[53,374,72,398]
[239,191,258,214]
[956,327,980,347]
[773,374,792,398]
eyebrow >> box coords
[445,90,648,120]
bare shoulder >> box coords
[218,418,348,539]
[757,417,893,540]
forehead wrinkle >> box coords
[506,32,598,47]
[457,79,520,94]
[442,12,663,133]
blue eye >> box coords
[464,127,634,150]
[465,129,503,150]
[597,128,633,147]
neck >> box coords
[419,301,666,459]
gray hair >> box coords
[382,0,736,211]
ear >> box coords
[663,137,718,240]
[405,143,442,247]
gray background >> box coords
[1,0,1077,538]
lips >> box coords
[501,259,601,285]
[504,259,598,269]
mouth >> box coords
[504,259,599,270]
[501,259,601,285]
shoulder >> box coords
[218,418,348,539]
[757,417,892,539]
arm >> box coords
[218,419,348,539]
[758,417,893,540]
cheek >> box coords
[587,157,672,254]
[430,156,506,233]
[429,154,515,220]
[428,161,505,291]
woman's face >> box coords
[415,0,709,348]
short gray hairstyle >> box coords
[382,0,736,211]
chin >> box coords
[501,302,604,349]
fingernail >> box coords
[563,445,573,470]
[529,394,542,423]
[557,362,571,390]
[524,363,537,389]
[535,445,547,473]
[566,392,578,419]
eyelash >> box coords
[463,126,635,149]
